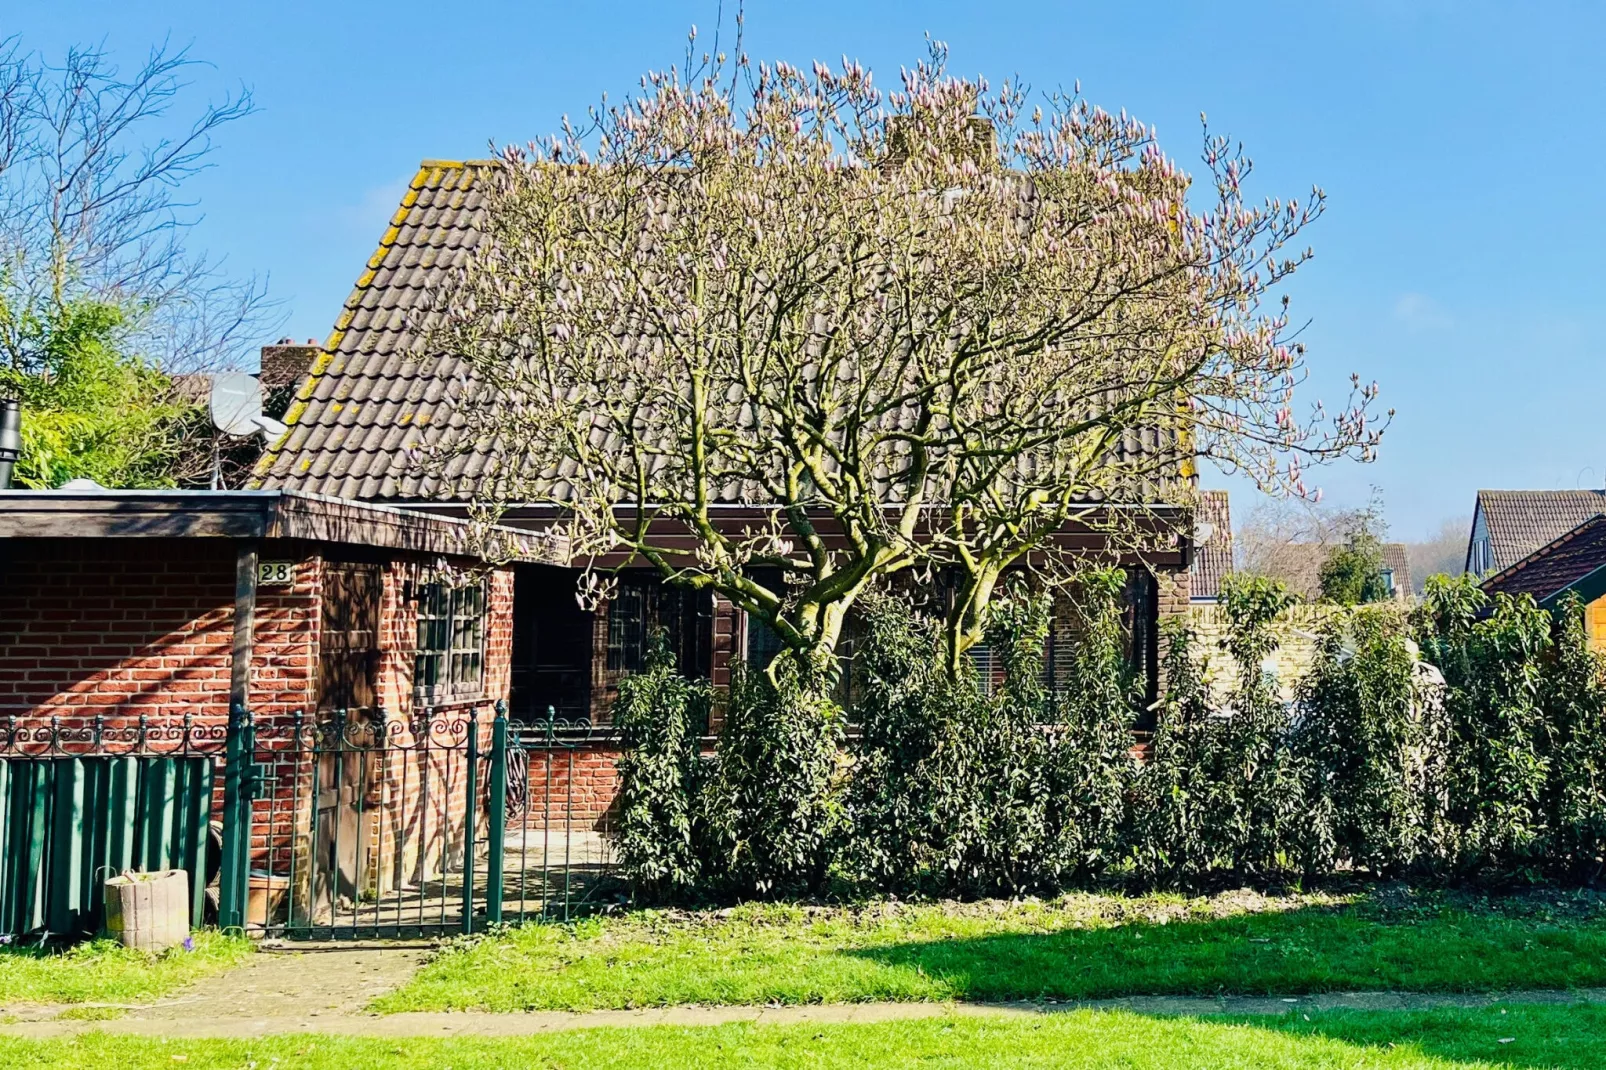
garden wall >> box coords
[1185,602,1341,700]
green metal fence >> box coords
[221,703,620,939]
[0,718,218,937]
[0,705,619,941]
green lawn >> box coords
[3,1005,1604,1068]
[0,931,251,1005]
[377,889,1606,1012]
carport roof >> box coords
[0,488,563,562]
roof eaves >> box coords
[1538,559,1606,610]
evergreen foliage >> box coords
[611,636,710,900]
[612,567,1606,900]
[0,300,191,488]
[1295,605,1446,875]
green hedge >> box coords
[613,572,1606,900]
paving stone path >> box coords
[4,947,1604,1040]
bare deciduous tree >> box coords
[1407,516,1471,590]
[432,38,1387,681]
[0,36,270,377]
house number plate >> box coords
[258,561,295,586]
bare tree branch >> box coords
[0,36,275,377]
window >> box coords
[742,568,787,672]
[414,579,486,702]
[1038,568,1158,708]
[745,614,786,672]
[952,569,1156,706]
[605,574,713,678]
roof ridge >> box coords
[419,158,497,169]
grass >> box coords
[0,931,250,1005]
[2,1005,1604,1068]
[377,887,1606,1012]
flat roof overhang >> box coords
[0,488,564,563]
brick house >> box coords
[243,159,1202,825]
[0,488,552,931]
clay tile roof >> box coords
[254,160,488,501]
[1263,541,1411,602]
[1481,514,1606,603]
[1188,490,1233,600]
[1474,490,1606,574]
[256,160,1184,505]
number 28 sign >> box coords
[258,561,295,586]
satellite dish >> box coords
[251,414,289,439]
[210,372,265,437]
[1194,521,1216,545]
[58,477,107,491]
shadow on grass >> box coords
[1248,1003,1606,1070]
[844,894,1606,1003]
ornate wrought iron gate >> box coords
[218,704,617,938]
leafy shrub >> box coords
[839,590,980,892]
[700,655,844,897]
[1127,617,1217,886]
[1547,595,1606,884]
[1417,575,1554,878]
[1129,575,1318,887]
[1040,569,1137,883]
[614,564,1606,902]
[842,573,1135,896]
[1295,605,1446,875]
[612,637,712,901]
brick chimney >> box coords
[258,338,320,419]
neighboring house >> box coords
[251,159,1202,729]
[1189,490,1234,603]
[1249,540,1411,603]
[1465,489,1606,576]
[1468,492,1606,652]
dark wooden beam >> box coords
[230,540,259,716]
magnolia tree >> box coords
[430,40,1386,682]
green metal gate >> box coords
[0,720,217,938]
[0,705,621,941]
[218,703,620,938]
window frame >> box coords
[604,572,714,680]
[413,577,489,706]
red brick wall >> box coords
[518,746,621,831]
[0,539,516,921]
[0,539,317,730]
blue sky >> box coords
[14,1,1605,538]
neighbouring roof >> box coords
[255,159,1186,506]
[0,488,560,561]
[1472,490,1606,574]
[1189,490,1233,600]
[1480,514,1606,606]
[1258,541,1412,602]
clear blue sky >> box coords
[14,1,1605,538]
